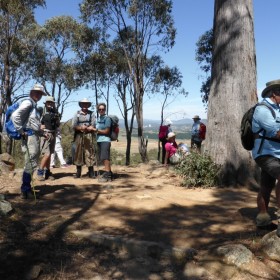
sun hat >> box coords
[167,132,176,139]
[30,84,47,96]
[164,118,173,125]
[261,79,280,98]
[44,96,55,103]
[192,115,201,120]
[79,98,92,107]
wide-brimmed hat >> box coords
[167,132,176,139]
[44,96,55,103]
[164,118,173,125]
[261,79,280,98]
[192,115,201,120]
[79,98,92,107]
[30,84,47,96]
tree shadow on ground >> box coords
[1,179,279,279]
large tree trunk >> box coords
[205,0,258,186]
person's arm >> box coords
[87,112,96,133]
[95,117,111,135]
[254,105,280,138]
[11,100,33,135]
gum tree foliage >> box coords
[33,16,100,117]
[0,0,45,153]
[106,43,136,165]
[150,60,187,161]
[195,29,213,107]
[80,0,176,162]
[206,0,257,186]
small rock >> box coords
[216,244,253,267]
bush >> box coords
[175,151,221,188]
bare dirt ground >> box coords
[1,160,280,280]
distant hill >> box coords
[119,118,207,129]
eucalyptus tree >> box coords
[80,0,176,162]
[206,0,257,185]
[33,16,99,117]
[0,0,45,153]
[107,43,136,165]
[195,29,213,107]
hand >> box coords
[21,132,27,140]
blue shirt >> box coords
[252,98,280,159]
[96,115,111,143]
[191,120,202,142]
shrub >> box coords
[175,151,221,188]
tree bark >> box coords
[206,0,258,186]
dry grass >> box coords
[111,135,191,154]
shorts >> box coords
[41,133,55,155]
[97,142,111,162]
[255,155,280,185]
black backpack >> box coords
[240,102,276,151]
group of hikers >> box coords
[7,78,280,237]
[159,115,206,165]
[10,84,112,199]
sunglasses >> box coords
[98,108,105,111]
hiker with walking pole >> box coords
[72,98,96,178]
[10,84,47,199]
[37,96,60,181]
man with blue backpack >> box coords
[11,84,46,199]
[252,79,280,236]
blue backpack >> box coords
[5,100,34,140]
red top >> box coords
[165,141,178,158]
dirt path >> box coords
[0,163,278,279]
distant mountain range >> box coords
[119,118,207,129]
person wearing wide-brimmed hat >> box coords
[72,98,96,179]
[251,79,280,234]
[191,115,206,152]
[11,84,47,199]
[37,95,60,181]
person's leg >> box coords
[44,135,56,180]
[84,135,95,177]
[275,180,280,236]
[161,140,166,164]
[50,152,56,167]
[257,170,274,213]
[56,148,66,165]
[98,142,112,182]
[255,156,280,227]
[21,135,40,198]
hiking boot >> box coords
[21,191,39,199]
[45,169,55,181]
[36,169,45,181]
[74,166,82,179]
[88,166,96,178]
[255,212,272,227]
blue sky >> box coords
[35,1,280,122]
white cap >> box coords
[164,118,173,125]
